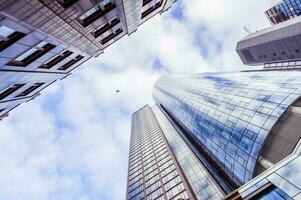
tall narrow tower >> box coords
[126,105,224,200]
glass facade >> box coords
[266,0,301,25]
[153,71,301,186]
[225,140,301,200]
[152,105,224,200]
[127,106,193,200]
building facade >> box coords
[126,105,224,200]
[127,71,301,199]
[0,0,176,120]
[152,71,301,191]
[236,16,301,68]
[265,0,301,25]
[236,0,301,70]
[225,138,301,200]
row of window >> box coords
[0,82,45,101]
[61,0,122,43]
[142,0,163,19]
[59,0,164,44]
[59,0,163,23]
[0,26,84,70]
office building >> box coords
[236,16,301,69]
[236,0,301,70]
[225,139,301,200]
[0,0,176,120]
[153,71,301,186]
[127,105,224,200]
[265,0,301,25]
[127,71,301,200]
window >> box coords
[91,18,120,38]
[141,0,163,19]
[7,41,55,67]
[100,28,123,45]
[242,49,255,62]
[38,50,72,69]
[0,84,25,100]
[0,25,25,52]
[57,55,84,70]
[245,183,292,200]
[0,108,5,113]
[78,1,115,27]
[57,0,79,8]
[16,83,45,97]
[143,0,152,6]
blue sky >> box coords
[0,1,272,200]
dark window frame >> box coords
[57,55,84,71]
[91,18,120,38]
[0,31,25,52]
[57,0,79,9]
[16,82,45,97]
[38,50,72,69]
[141,0,163,19]
[78,2,116,27]
[0,84,25,100]
[246,183,276,200]
[100,28,123,45]
[142,0,153,6]
[7,43,56,67]
[242,49,255,63]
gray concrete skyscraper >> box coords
[236,0,301,70]
[236,16,301,69]
[0,0,176,120]
[127,71,301,200]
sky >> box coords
[0,1,272,200]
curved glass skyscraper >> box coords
[153,71,301,187]
[126,71,301,200]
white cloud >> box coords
[0,1,274,200]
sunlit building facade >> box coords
[128,71,301,199]
[0,0,176,120]
[126,105,224,200]
[265,0,301,25]
[225,139,301,200]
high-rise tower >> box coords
[0,0,176,120]
[236,16,301,69]
[236,0,301,70]
[265,0,301,25]
[127,71,301,200]
[127,105,224,200]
